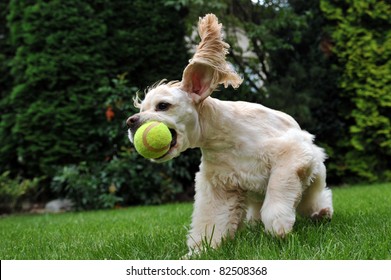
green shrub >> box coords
[0,171,40,213]
[50,150,196,210]
[6,0,110,177]
[2,0,192,208]
[321,0,391,182]
[51,162,122,211]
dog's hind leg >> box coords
[297,163,333,221]
[187,173,246,253]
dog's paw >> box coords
[311,207,332,221]
[271,217,294,238]
[263,215,295,238]
[262,205,296,238]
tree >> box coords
[3,0,191,179]
[101,0,189,88]
[2,0,193,208]
[0,1,12,95]
[0,0,18,174]
[321,0,391,181]
[7,0,110,177]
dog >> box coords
[127,14,333,255]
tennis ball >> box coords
[134,121,172,159]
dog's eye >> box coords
[156,102,170,111]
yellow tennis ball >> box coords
[134,121,172,159]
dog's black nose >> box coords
[126,115,140,129]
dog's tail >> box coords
[182,14,242,98]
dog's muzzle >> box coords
[126,114,142,136]
[126,114,178,160]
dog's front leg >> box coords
[187,173,245,255]
[261,167,303,237]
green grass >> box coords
[1,183,390,260]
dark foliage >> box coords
[1,0,389,211]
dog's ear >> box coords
[180,14,242,103]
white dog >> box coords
[127,14,333,254]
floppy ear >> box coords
[180,14,242,103]
[181,63,215,102]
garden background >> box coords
[0,0,390,213]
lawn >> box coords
[0,183,390,260]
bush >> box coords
[50,149,197,210]
[6,0,110,177]
[321,0,391,182]
[50,163,122,211]
[0,171,40,213]
[2,0,192,208]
